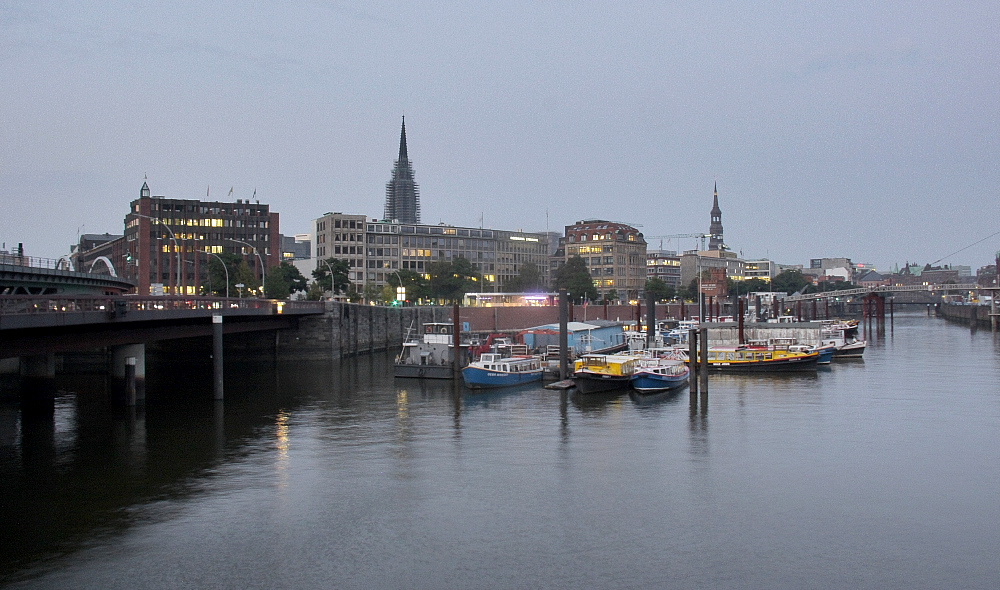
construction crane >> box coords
[644,233,711,252]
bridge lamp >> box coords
[396,286,406,302]
[236,282,245,298]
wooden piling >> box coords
[688,328,698,394]
[559,289,569,380]
[699,327,708,392]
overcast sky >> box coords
[2,1,997,271]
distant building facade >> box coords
[562,220,647,300]
[124,182,280,295]
[646,250,682,288]
[311,212,551,291]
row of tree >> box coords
[201,254,844,303]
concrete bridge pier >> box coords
[20,353,56,415]
[111,344,145,406]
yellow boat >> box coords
[573,354,640,393]
[691,346,818,372]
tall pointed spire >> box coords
[708,182,724,250]
[384,116,420,224]
[398,115,408,161]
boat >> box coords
[759,337,835,365]
[630,356,689,393]
[572,353,640,394]
[462,353,543,389]
[692,345,819,372]
[394,322,469,379]
[820,320,866,358]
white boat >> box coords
[394,322,469,379]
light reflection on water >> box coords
[2,313,999,589]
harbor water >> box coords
[1,313,998,589]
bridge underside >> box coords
[0,316,298,359]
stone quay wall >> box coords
[937,303,995,329]
[276,302,452,361]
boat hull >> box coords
[832,342,866,358]
[573,372,631,394]
[706,355,819,372]
[630,372,689,393]
[394,364,456,379]
[462,366,543,389]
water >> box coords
[2,313,999,589]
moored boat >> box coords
[394,322,469,379]
[573,353,640,394]
[693,346,819,372]
[462,353,543,389]
[630,359,689,393]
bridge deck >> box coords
[0,295,324,331]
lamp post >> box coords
[188,251,230,298]
[236,283,245,298]
[391,269,406,304]
[320,258,336,299]
[134,213,180,295]
[227,238,265,296]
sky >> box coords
[1,1,997,272]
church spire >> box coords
[398,115,408,162]
[708,182,724,250]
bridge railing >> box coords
[0,254,76,271]
[0,295,325,316]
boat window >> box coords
[755,353,765,360]
[726,352,735,361]
[764,353,772,360]
[708,352,717,360]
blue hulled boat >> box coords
[462,353,544,389]
[629,360,690,393]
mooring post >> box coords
[453,302,462,377]
[699,327,708,392]
[992,291,997,332]
[688,328,698,394]
[738,297,745,344]
[646,289,655,349]
[212,314,224,401]
[559,289,569,381]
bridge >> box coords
[1,295,325,410]
[0,255,135,296]
[783,283,981,302]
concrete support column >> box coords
[213,314,224,400]
[111,343,145,405]
[20,353,56,414]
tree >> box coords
[603,288,620,304]
[387,268,430,303]
[305,281,325,301]
[264,262,308,299]
[727,277,771,297]
[553,255,598,304]
[362,283,384,303]
[311,258,351,294]
[772,269,809,295]
[234,260,261,296]
[684,278,700,302]
[505,262,543,292]
[428,257,482,303]
[644,278,675,302]
[207,252,244,297]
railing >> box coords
[784,283,981,302]
[0,254,76,271]
[0,295,325,316]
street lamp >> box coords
[228,238,265,295]
[134,213,180,294]
[236,282,245,298]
